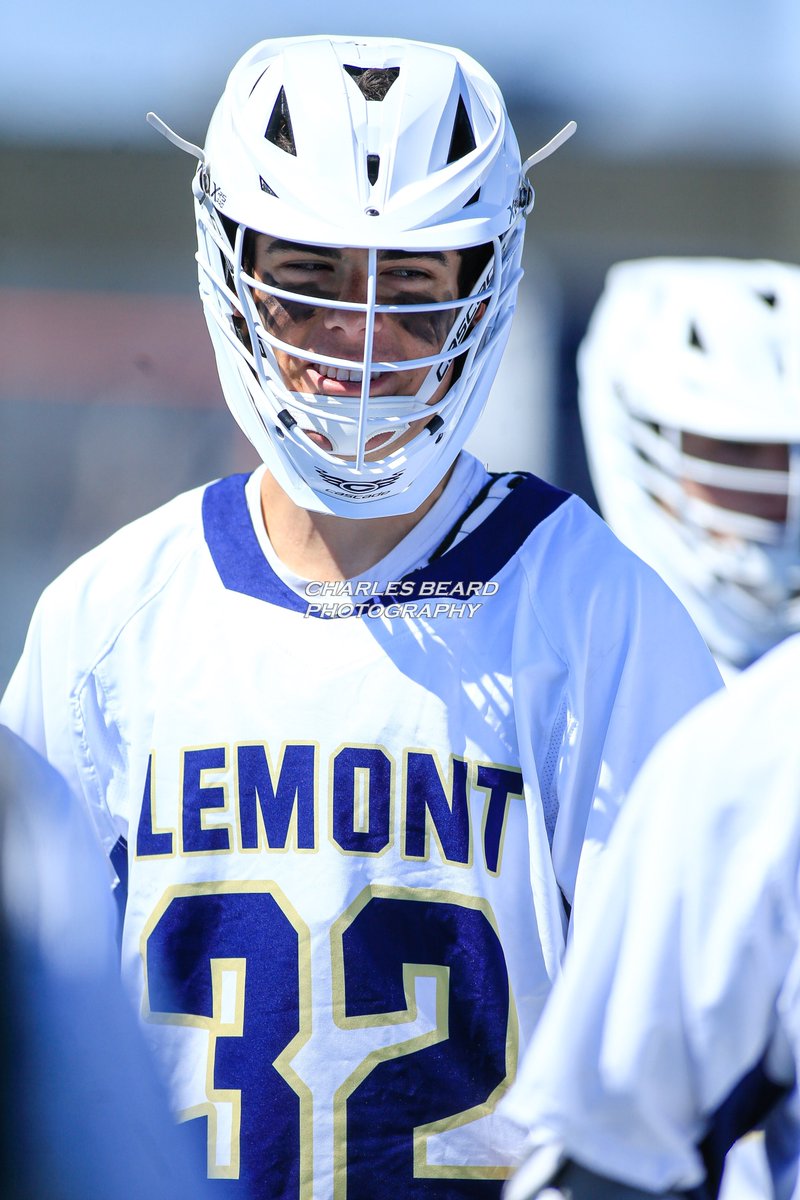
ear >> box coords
[470,300,488,328]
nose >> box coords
[322,303,368,338]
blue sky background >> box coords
[2,0,798,158]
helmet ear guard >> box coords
[148,37,575,516]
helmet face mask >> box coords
[234,234,498,462]
[579,257,800,673]
[189,34,539,516]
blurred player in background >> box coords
[0,35,721,1199]
[0,725,210,1199]
[500,633,800,1200]
[576,256,800,1197]
[578,257,800,682]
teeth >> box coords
[315,363,381,382]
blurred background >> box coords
[2,0,799,688]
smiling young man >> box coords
[1,35,722,1200]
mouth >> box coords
[315,362,380,382]
[308,360,394,395]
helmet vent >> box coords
[447,95,477,164]
[758,291,778,307]
[465,189,481,207]
[343,65,400,101]
[366,154,381,186]
[259,176,277,196]
[688,323,705,351]
[265,87,297,155]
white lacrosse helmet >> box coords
[578,257,800,676]
[150,35,573,517]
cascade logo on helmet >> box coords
[315,468,405,494]
[436,288,493,383]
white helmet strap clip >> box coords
[146,112,205,163]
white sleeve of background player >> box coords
[502,636,800,1195]
[516,498,723,927]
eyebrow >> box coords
[378,249,449,265]
[262,239,449,266]
[263,239,341,259]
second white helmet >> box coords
[578,256,800,675]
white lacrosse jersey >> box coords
[503,633,800,1200]
[1,455,722,1200]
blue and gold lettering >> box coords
[136,752,174,858]
[237,743,316,851]
[182,746,231,853]
[331,746,392,855]
[476,765,524,874]
[140,741,522,874]
[404,752,470,866]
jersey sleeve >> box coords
[502,636,800,1195]
[1,575,122,853]
[2,583,79,783]
[1,491,200,855]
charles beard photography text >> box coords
[303,579,500,619]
